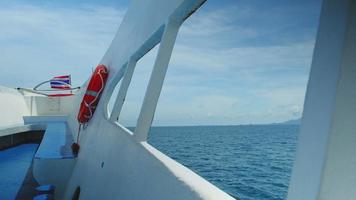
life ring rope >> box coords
[82,68,107,120]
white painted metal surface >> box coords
[0,86,73,129]
[0,86,30,127]
[62,0,235,199]
[0,87,77,199]
[33,122,76,200]
[287,0,356,199]
[134,19,180,142]
[24,96,75,116]
[109,59,136,121]
[33,158,76,199]
[34,122,74,159]
[4,0,355,199]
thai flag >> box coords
[50,75,71,89]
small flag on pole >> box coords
[50,75,71,89]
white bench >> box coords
[19,116,78,199]
[35,122,75,159]
[0,115,76,199]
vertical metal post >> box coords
[109,59,137,121]
[287,0,355,199]
[134,20,180,142]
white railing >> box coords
[62,0,235,199]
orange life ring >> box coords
[77,64,109,124]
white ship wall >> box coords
[0,86,30,128]
[0,86,75,139]
[0,1,234,198]
[24,96,75,116]
[62,0,235,199]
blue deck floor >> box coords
[0,144,38,200]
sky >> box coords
[0,0,322,126]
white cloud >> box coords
[151,4,316,125]
[180,8,236,37]
[171,41,314,73]
[0,2,316,125]
[0,4,124,87]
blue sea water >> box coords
[148,125,299,200]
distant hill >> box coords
[280,118,301,125]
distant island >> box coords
[279,118,301,125]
